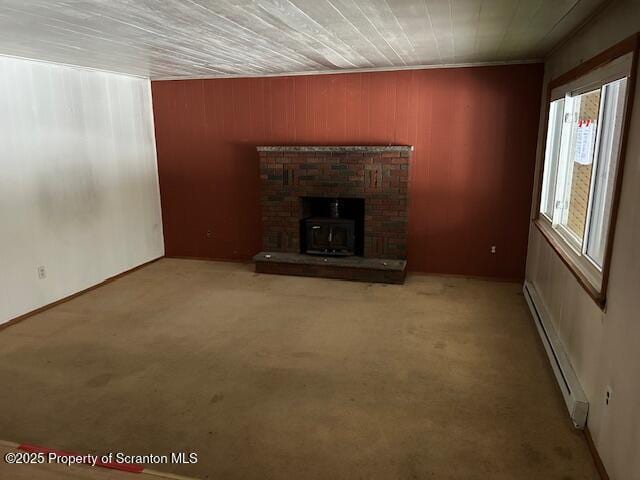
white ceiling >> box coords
[0,0,607,79]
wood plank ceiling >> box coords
[0,0,606,79]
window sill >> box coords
[533,218,606,309]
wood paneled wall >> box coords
[1,56,164,324]
[151,64,543,279]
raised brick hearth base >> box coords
[256,145,412,283]
[253,252,407,284]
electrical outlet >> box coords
[206,229,212,239]
[605,386,613,406]
[490,245,497,254]
[37,266,47,279]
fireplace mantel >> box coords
[257,145,413,153]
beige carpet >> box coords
[0,258,598,480]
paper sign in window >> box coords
[574,121,596,165]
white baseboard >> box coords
[523,281,589,429]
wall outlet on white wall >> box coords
[605,386,613,406]
[37,266,47,279]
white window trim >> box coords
[540,99,564,219]
[582,87,608,263]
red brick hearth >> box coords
[254,145,412,283]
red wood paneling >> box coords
[151,64,543,279]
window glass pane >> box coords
[556,88,602,247]
[586,78,628,267]
[540,99,564,218]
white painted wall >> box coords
[0,56,164,325]
[526,1,640,479]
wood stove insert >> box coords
[301,197,364,256]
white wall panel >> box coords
[0,56,164,324]
[525,1,640,478]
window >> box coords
[537,50,634,300]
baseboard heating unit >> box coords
[523,281,589,429]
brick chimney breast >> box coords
[257,145,412,260]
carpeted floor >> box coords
[0,258,598,479]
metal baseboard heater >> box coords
[523,281,589,429]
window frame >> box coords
[533,33,639,309]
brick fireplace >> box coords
[254,145,412,283]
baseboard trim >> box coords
[585,427,610,480]
[523,281,589,429]
[165,254,523,283]
[164,255,252,264]
[0,256,164,332]
[408,270,523,284]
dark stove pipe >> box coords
[329,199,340,218]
